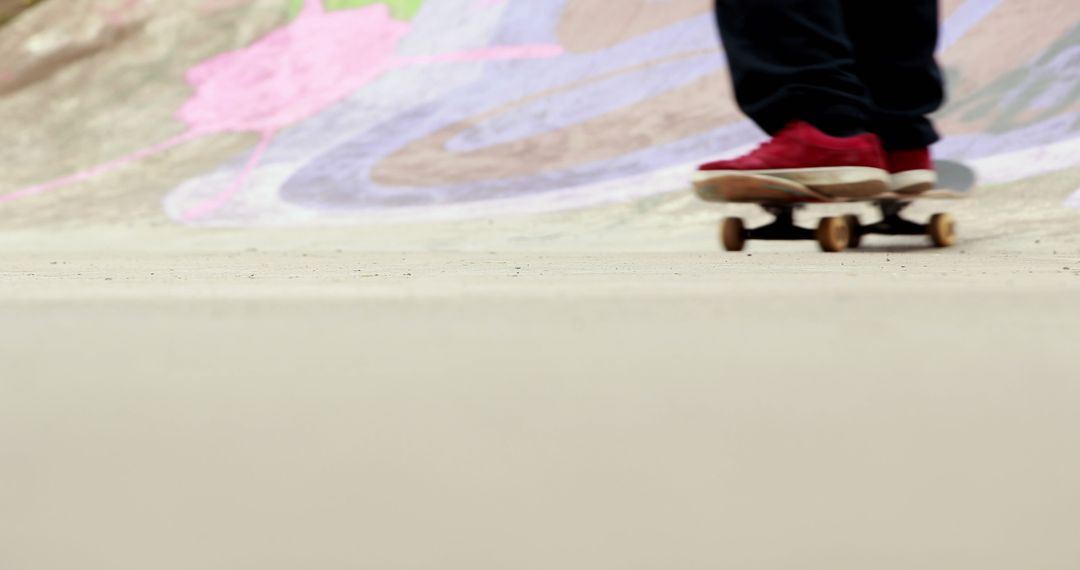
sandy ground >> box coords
[3,171,1080,569]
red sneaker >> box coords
[886,148,937,195]
[696,121,890,196]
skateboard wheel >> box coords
[721,217,746,252]
[928,213,956,248]
[844,214,862,249]
[816,217,850,253]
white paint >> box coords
[969,135,1080,185]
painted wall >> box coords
[1,0,1078,225]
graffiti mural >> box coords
[2,0,1079,225]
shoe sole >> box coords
[890,169,938,195]
[695,167,890,199]
[694,174,832,203]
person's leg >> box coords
[713,0,872,137]
[699,0,889,198]
[842,0,944,151]
[840,0,943,193]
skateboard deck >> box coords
[694,174,830,203]
[694,173,970,205]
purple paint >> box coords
[274,0,731,212]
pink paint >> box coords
[1,0,563,220]
[179,1,411,134]
[181,131,275,219]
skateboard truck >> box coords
[722,200,956,253]
[845,200,956,249]
[722,204,851,253]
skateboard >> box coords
[693,167,972,253]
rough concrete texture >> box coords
[2,1,1080,569]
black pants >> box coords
[715,0,944,150]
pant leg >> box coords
[714,0,872,137]
[842,0,944,150]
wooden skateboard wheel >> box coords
[843,214,862,249]
[929,213,956,248]
[721,217,746,252]
[816,217,850,253]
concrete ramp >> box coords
[1,0,1078,229]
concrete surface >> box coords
[2,1,1080,569]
